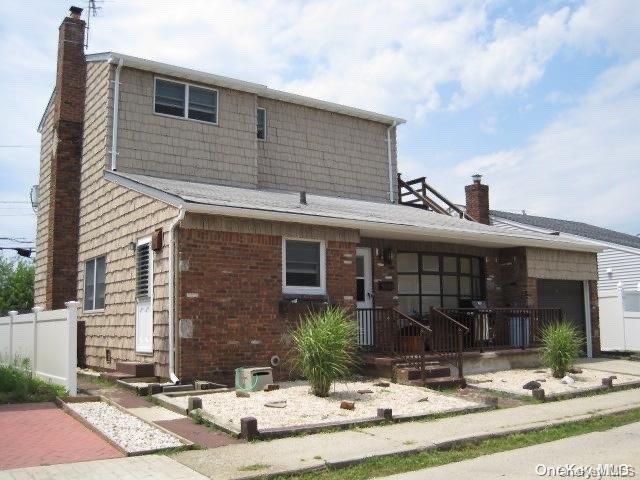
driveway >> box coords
[576,357,640,377]
[380,421,640,479]
[0,402,122,470]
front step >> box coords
[115,361,155,377]
[408,376,465,389]
[394,365,452,382]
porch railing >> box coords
[356,307,464,381]
[356,306,563,381]
[433,307,562,352]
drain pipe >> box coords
[386,121,397,203]
[168,206,185,383]
[110,57,124,171]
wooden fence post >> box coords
[65,301,79,396]
[31,307,43,374]
[7,311,17,362]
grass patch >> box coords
[239,463,272,472]
[274,408,640,480]
[0,364,66,404]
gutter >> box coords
[109,58,124,171]
[167,207,185,384]
[386,121,397,203]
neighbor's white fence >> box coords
[600,288,640,352]
[0,301,78,395]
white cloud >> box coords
[450,59,640,232]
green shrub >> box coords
[290,306,358,397]
[539,322,583,378]
[0,357,66,404]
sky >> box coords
[0,0,639,258]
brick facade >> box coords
[44,10,86,309]
[177,227,357,384]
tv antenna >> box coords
[85,0,104,49]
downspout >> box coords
[386,121,397,203]
[168,206,185,383]
[110,58,124,171]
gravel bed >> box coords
[168,380,480,430]
[67,402,183,453]
[467,368,640,397]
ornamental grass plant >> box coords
[290,306,358,397]
[539,322,584,378]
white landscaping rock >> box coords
[67,402,182,453]
[166,380,480,430]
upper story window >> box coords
[154,78,218,124]
[84,256,106,311]
[257,107,267,140]
[282,238,326,295]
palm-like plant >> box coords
[539,322,583,378]
[290,306,358,397]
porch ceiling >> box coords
[106,171,602,253]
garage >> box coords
[537,280,586,336]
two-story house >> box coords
[35,7,603,385]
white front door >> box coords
[356,247,374,345]
[135,239,154,354]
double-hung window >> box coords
[257,107,267,140]
[282,239,326,295]
[154,78,218,124]
[84,256,106,311]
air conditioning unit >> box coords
[235,366,273,392]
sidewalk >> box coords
[2,387,640,479]
[380,421,640,479]
[173,388,640,479]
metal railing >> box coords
[434,307,563,352]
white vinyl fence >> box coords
[600,289,640,352]
[0,301,78,395]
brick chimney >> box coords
[465,174,490,225]
[45,6,86,309]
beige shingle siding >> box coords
[256,97,395,202]
[183,213,360,243]
[112,67,396,202]
[77,61,178,375]
[526,248,597,280]
[34,100,57,305]
[115,68,258,188]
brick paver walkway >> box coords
[0,403,122,470]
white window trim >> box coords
[84,256,106,313]
[257,107,267,141]
[282,237,326,295]
[153,76,219,126]
[135,236,154,354]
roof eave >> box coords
[105,171,601,253]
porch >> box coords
[354,306,562,386]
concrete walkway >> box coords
[0,455,206,480]
[172,388,640,479]
[576,357,640,376]
[380,421,640,479]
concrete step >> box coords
[394,366,452,382]
[421,376,465,389]
[116,361,155,377]
[100,371,135,381]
